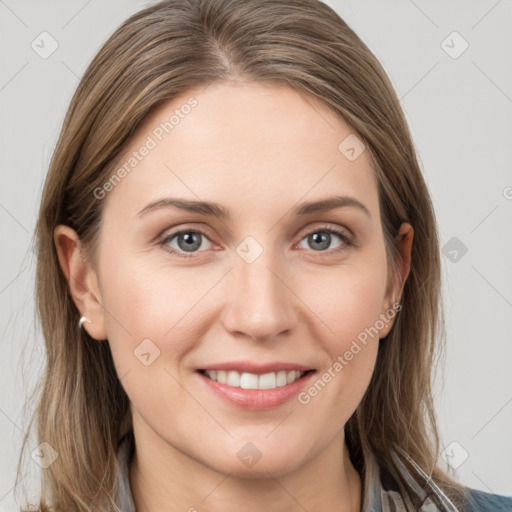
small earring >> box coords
[79,316,91,328]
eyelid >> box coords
[295,223,355,250]
[157,224,217,258]
[300,223,353,240]
[158,222,355,258]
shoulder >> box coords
[462,486,512,512]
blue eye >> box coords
[159,224,353,259]
[160,229,213,258]
[298,226,353,253]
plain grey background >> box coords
[1,0,511,509]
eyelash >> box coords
[158,224,354,259]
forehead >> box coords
[103,80,379,221]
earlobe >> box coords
[53,225,107,341]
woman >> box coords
[17,0,512,510]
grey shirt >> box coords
[115,431,512,511]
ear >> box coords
[378,222,414,338]
[54,225,107,341]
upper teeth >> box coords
[203,370,304,389]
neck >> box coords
[129,425,361,512]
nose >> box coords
[220,252,296,342]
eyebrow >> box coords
[137,195,371,219]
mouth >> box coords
[197,368,315,390]
[196,364,317,410]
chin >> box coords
[213,456,305,480]
[200,437,312,479]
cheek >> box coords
[96,257,193,369]
[100,253,208,331]
[299,255,389,348]
[97,259,201,425]
[297,277,382,427]
[293,254,387,412]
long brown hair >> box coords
[18,0,468,509]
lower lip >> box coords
[197,371,316,410]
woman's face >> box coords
[86,81,407,477]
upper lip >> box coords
[198,361,315,375]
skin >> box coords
[55,80,413,512]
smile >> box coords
[196,366,317,410]
[200,369,309,390]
